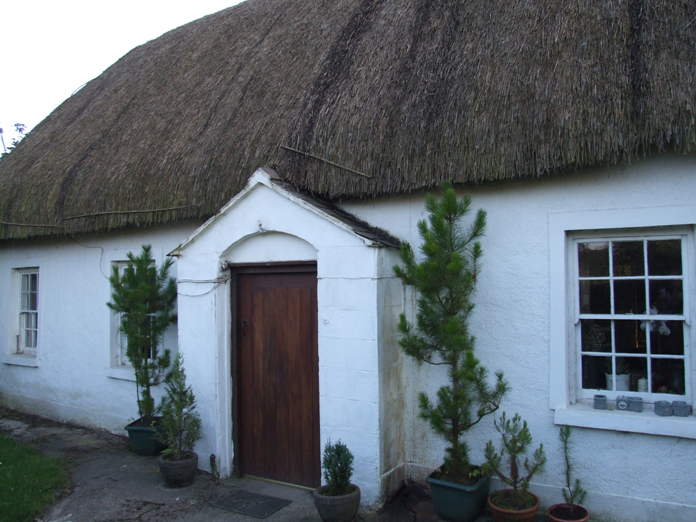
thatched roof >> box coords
[1,0,695,239]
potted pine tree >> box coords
[108,245,176,456]
[312,439,360,522]
[484,412,547,522]
[155,352,202,487]
[547,426,589,522]
[394,183,508,522]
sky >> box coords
[1,0,243,149]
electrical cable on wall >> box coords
[177,274,230,297]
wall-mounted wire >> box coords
[177,274,231,297]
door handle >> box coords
[242,320,248,340]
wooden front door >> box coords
[234,266,320,487]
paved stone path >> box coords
[1,406,555,522]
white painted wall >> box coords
[175,172,401,506]
[343,153,696,522]
[3,154,696,520]
[0,222,200,431]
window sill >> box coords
[105,366,136,381]
[555,403,696,439]
[2,354,39,367]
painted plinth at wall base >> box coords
[124,418,166,456]
[159,452,198,488]
[426,471,490,522]
[312,484,360,522]
[547,503,590,522]
[487,490,540,522]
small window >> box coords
[575,236,689,400]
[111,262,128,366]
[110,261,157,367]
[17,269,39,355]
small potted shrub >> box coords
[394,183,508,522]
[312,439,360,522]
[155,352,202,487]
[484,412,547,522]
[108,245,177,455]
[547,426,589,522]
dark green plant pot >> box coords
[427,470,490,522]
[124,418,166,456]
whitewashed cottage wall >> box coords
[174,172,404,506]
[0,222,199,430]
[344,153,696,522]
[3,154,696,520]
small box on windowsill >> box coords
[628,397,643,412]
[593,395,607,410]
[655,401,673,416]
[672,401,692,417]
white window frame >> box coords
[110,261,130,367]
[549,205,696,439]
[572,232,690,403]
[4,262,42,367]
[17,268,40,355]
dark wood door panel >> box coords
[236,269,319,487]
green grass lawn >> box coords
[0,433,68,522]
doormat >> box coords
[211,489,292,519]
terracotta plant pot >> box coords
[313,484,360,522]
[159,451,198,487]
[487,490,540,522]
[547,503,590,522]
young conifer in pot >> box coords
[156,352,202,461]
[394,183,508,485]
[313,440,360,522]
[108,244,176,425]
[321,439,355,496]
[547,426,589,521]
[484,412,546,512]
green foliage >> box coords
[321,439,354,496]
[156,352,202,460]
[394,182,508,484]
[108,244,177,424]
[484,412,546,504]
[0,434,68,522]
[559,426,587,511]
[0,123,26,159]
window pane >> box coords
[21,274,28,292]
[29,273,38,292]
[606,357,634,391]
[649,280,683,315]
[581,319,611,352]
[615,320,646,354]
[648,240,682,276]
[650,321,683,355]
[652,359,685,395]
[614,280,646,314]
[612,241,644,277]
[580,280,610,314]
[582,355,609,390]
[579,242,609,277]
[626,358,647,392]
[29,291,37,311]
